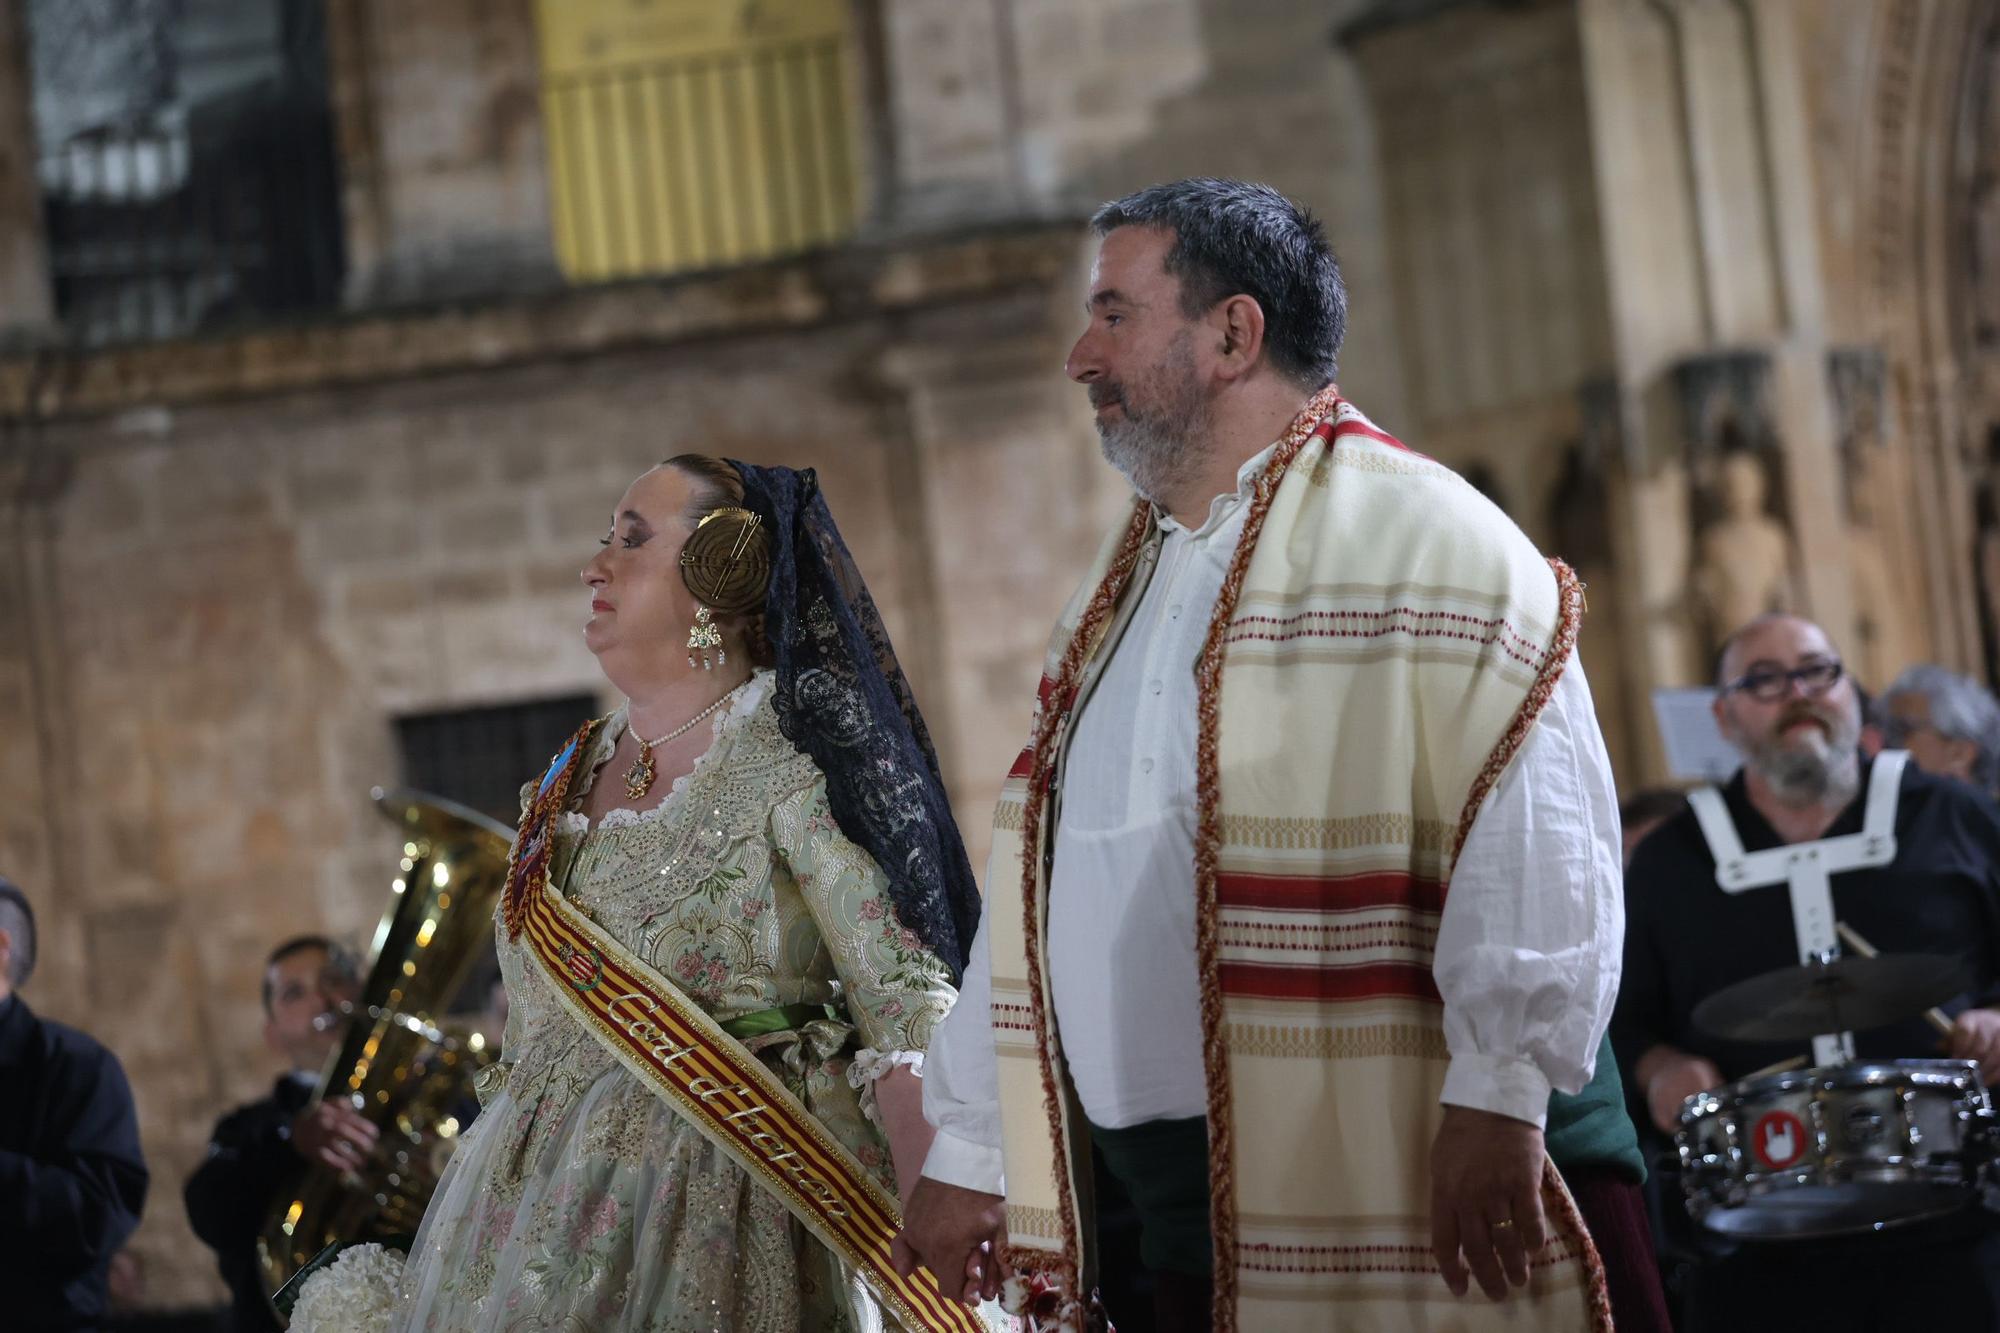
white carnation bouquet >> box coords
[284,1242,406,1332]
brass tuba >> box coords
[257,788,513,1300]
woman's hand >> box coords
[872,1063,936,1210]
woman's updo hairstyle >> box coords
[661,454,775,667]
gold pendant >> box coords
[624,743,656,800]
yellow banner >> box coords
[534,0,849,77]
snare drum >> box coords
[1677,1058,1995,1239]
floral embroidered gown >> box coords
[393,675,958,1332]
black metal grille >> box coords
[27,0,344,346]
[395,695,598,829]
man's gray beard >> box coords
[1094,337,1210,504]
[1745,718,1862,807]
[1097,412,1204,503]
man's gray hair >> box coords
[1882,664,2000,789]
[1090,178,1347,390]
[0,878,35,990]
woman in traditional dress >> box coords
[392,455,988,1332]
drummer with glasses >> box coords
[1614,612,2000,1332]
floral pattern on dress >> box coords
[392,677,978,1332]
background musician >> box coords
[183,936,368,1333]
[1614,613,2000,1330]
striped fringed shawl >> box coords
[985,391,1610,1332]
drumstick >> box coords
[1743,1054,1809,1078]
[1834,920,1955,1036]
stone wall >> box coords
[324,0,1417,427]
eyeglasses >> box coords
[1723,659,1845,703]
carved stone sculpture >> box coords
[1692,451,1798,653]
[1845,461,1907,691]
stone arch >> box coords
[1853,0,1998,676]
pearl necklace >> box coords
[623,681,750,800]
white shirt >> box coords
[921,451,1625,1192]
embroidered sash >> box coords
[506,721,983,1333]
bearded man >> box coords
[1614,612,2000,1331]
[898,179,1652,1332]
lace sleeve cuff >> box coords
[847,1048,925,1127]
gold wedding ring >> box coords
[1490,1219,1516,1231]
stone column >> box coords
[1828,344,1928,684]
[1564,377,1642,782]
[0,0,54,334]
[324,0,559,306]
[1739,0,1854,655]
[874,270,1116,870]
[874,0,1026,227]
[1575,0,1856,739]
[321,0,391,307]
[0,421,75,1017]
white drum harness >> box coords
[1686,749,1909,1066]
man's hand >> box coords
[290,1100,378,1174]
[1429,1104,1547,1301]
[1642,1050,1723,1135]
[893,1176,1007,1308]
[1946,1008,2000,1082]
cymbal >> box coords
[1691,953,1971,1043]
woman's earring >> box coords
[686,605,723,670]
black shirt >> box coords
[183,1074,315,1333]
[0,994,150,1331]
[1614,757,2000,1085]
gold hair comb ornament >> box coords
[678,507,769,613]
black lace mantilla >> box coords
[729,462,980,982]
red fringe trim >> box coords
[1444,559,1609,1324]
[1543,1158,1617,1333]
[1013,500,1154,1286]
[1189,385,1346,1331]
[1449,559,1585,870]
